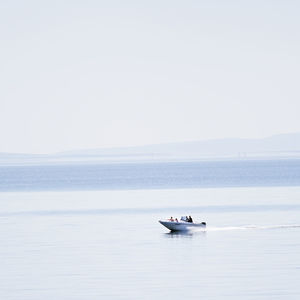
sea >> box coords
[0,158,300,299]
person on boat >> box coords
[175,218,178,222]
[188,216,193,223]
[169,216,174,222]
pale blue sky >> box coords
[1,0,300,153]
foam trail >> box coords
[257,224,300,230]
[205,224,300,231]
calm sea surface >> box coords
[0,159,300,299]
[1,159,300,191]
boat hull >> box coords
[159,220,206,231]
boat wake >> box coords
[164,224,300,237]
[206,224,300,231]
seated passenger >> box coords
[188,216,193,223]
[175,218,178,222]
[169,216,174,222]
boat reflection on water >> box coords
[164,229,206,238]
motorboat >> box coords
[159,216,206,231]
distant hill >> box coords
[1,132,300,164]
[59,132,300,159]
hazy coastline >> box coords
[1,132,300,166]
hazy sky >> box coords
[1,0,300,153]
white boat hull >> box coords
[159,220,206,231]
